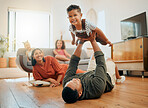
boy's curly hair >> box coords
[67,5,81,13]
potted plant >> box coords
[0,34,8,68]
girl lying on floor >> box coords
[30,48,86,87]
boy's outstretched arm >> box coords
[71,32,75,45]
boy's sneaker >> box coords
[116,76,125,84]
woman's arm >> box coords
[33,67,43,80]
[51,56,65,81]
[56,74,63,84]
[47,72,63,87]
[43,77,59,84]
[42,77,60,87]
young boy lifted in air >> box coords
[67,4,112,46]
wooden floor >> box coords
[0,76,148,108]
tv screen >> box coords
[120,12,147,40]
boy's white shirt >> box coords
[69,19,96,36]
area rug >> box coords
[0,67,28,79]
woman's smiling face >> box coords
[33,49,44,62]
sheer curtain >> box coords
[98,10,111,58]
[8,9,51,52]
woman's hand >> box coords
[50,80,60,87]
[49,78,57,83]
[50,83,60,87]
[43,78,60,87]
[49,78,60,87]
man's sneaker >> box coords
[116,76,125,84]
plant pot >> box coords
[9,57,17,68]
[0,58,7,68]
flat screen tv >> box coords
[120,12,147,40]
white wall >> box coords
[0,0,52,36]
[92,0,148,57]
[0,0,148,58]
[0,0,54,58]
[51,0,92,49]
[0,0,92,46]
[0,0,92,58]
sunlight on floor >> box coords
[4,77,34,82]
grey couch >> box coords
[16,48,90,79]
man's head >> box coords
[62,78,83,103]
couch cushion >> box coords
[22,55,33,70]
[79,59,90,65]
[57,60,67,64]
[66,48,89,59]
[58,59,90,65]
[27,61,32,66]
[40,48,54,57]
[17,48,27,56]
[80,51,89,59]
[66,48,75,55]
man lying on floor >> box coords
[62,31,114,103]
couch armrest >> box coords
[16,55,33,73]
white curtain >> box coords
[98,10,111,58]
[16,11,50,50]
[9,10,50,52]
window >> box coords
[8,9,52,52]
[97,10,111,57]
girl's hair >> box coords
[31,48,45,66]
[67,4,81,13]
[22,40,30,48]
[55,40,65,49]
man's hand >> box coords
[80,31,96,43]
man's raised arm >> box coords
[63,41,84,86]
